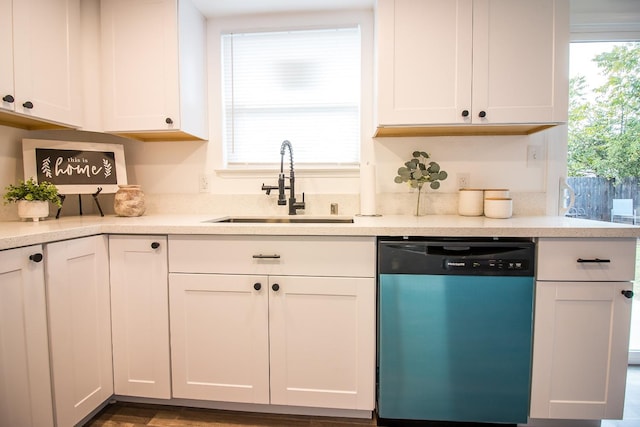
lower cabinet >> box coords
[0,245,54,427]
[168,235,376,411]
[4,232,639,423]
[530,238,636,420]
[109,235,171,399]
[169,273,270,403]
[268,275,374,410]
[45,235,113,427]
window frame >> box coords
[208,10,374,177]
[567,20,640,365]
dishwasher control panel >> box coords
[444,258,530,272]
[378,237,535,277]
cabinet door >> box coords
[530,281,633,420]
[169,273,270,403]
[45,235,113,427]
[0,0,13,112]
[109,235,170,399]
[472,0,569,124]
[101,0,180,132]
[376,0,473,126]
[0,246,54,427]
[269,276,375,410]
[12,0,82,126]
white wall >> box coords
[0,122,562,219]
[0,4,567,220]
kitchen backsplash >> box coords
[0,191,547,222]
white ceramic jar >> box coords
[484,189,510,199]
[484,198,513,219]
[458,189,484,216]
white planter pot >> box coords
[17,200,50,222]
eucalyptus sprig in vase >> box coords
[394,151,448,216]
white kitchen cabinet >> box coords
[45,235,113,427]
[375,0,569,137]
[168,236,376,411]
[101,0,207,141]
[0,0,82,129]
[0,246,54,427]
[0,0,12,112]
[169,273,271,403]
[268,275,375,410]
[530,238,636,420]
[109,235,171,399]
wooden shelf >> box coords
[110,130,207,142]
[0,110,74,131]
[374,123,559,138]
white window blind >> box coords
[222,27,361,166]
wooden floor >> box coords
[85,367,640,427]
[84,403,377,427]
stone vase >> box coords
[17,200,49,222]
[114,185,146,217]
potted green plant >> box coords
[3,177,62,222]
[394,151,448,215]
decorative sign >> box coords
[22,139,127,194]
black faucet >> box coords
[261,140,305,215]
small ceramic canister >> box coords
[484,198,513,219]
[458,189,484,216]
[484,188,510,199]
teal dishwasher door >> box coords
[378,274,534,424]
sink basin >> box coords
[204,215,354,224]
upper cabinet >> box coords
[0,0,82,130]
[375,0,569,137]
[101,0,208,141]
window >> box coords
[221,27,361,167]
[568,41,640,365]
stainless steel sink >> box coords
[204,215,354,224]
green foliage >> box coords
[568,42,640,179]
[3,177,62,207]
[394,151,448,190]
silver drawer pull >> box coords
[252,254,281,259]
[577,258,611,263]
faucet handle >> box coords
[294,192,306,210]
[261,183,278,195]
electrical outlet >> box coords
[198,174,210,193]
[457,173,470,189]
[527,145,544,167]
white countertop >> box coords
[1,213,638,250]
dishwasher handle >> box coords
[384,243,519,257]
[426,245,523,257]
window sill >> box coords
[215,164,360,179]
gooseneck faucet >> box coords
[261,140,305,215]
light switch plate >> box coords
[527,145,544,167]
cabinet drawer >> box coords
[168,235,375,277]
[537,238,636,281]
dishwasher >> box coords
[377,237,535,425]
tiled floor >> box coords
[86,367,640,427]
